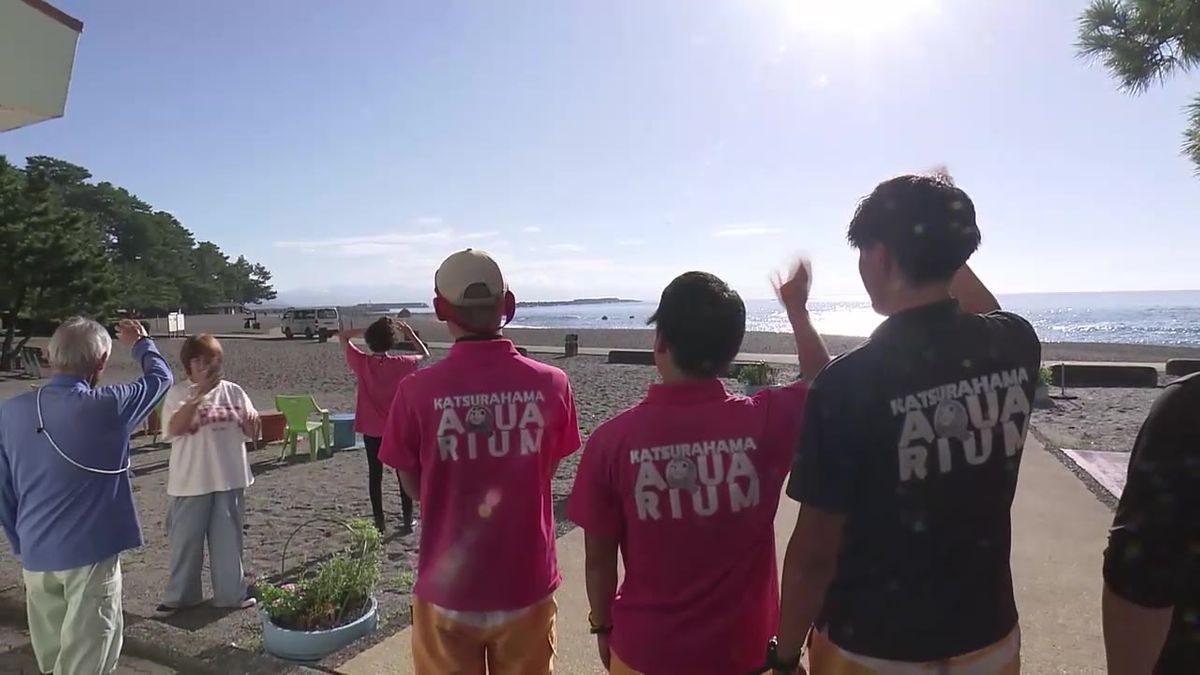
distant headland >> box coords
[517,297,640,308]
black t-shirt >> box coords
[787,299,1041,662]
[1103,372,1200,674]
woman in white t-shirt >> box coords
[157,335,259,614]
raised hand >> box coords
[772,257,813,318]
[117,319,148,347]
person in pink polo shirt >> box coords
[567,262,830,675]
[338,316,429,534]
[379,249,581,675]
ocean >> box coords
[505,291,1200,347]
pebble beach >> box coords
[1,313,1198,666]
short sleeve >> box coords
[344,340,366,376]
[984,311,1042,361]
[378,384,421,473]
[758,381,809,475]
[567,427,623,540]
[1103,382,1200,608]
[785,376,857,513]
[160,384,187,441]
[236,384,258,437]
[556,380,583,461]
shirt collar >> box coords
[872,299,961,338]
[448,338,520,359]
[645,378,730,404]
[47,374,91,390]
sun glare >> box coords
[778,0,937,39]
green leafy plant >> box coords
[257,518,383,632]
[736,362,775,387]
[1038,366,1053,387]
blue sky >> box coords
[4,0,1199,304]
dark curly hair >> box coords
[363,317,398,353]
[847,172,981,285]
[649,271,746,378]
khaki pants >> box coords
[809,628,1020,675]
[22,556,123,675]
[411,596,556,674]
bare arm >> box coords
[774,259,831,381]
[398,471,420,502]
[167,396,204,437]
[776,505,845,660]
[398,322,431,359]
[338,325,365,347]
[1103,585,1172,675]
[950,264,1000,314]
[584,532,619,669]
[789,312,830,383]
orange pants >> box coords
[411,596,557,675]
[809,629,1020,675]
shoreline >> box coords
[121,312,1200,365]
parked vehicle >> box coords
[281,307,340,339]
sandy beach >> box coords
[1,314,1196,667]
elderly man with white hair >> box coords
[0,318,173,675]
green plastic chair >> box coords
[274,395,331,462]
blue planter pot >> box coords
[743,384,776,396]
[261,596,378,662]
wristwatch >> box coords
[587,612,612,636]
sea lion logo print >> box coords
[665,457,699,492]
[465,406,494,435]
[933,400,971,441]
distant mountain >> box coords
[517,297,640,308]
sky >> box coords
[4,0,1199,305]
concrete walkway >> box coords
[341,437,1110,674]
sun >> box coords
[777,0,937,39]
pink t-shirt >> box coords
[567,379,809,675]
[379,339,581,612]
[344,342,421,437]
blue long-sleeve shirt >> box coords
[0,338,173,572]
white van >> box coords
[281,307,340,339]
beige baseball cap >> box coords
[435,249,507,306]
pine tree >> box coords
[1078,0,1200,173]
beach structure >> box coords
[0,0,83,131]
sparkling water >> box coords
[507,291,1200,346]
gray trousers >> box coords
[164,489,247,608]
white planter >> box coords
[261,596,378,662]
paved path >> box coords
[0,624,176,674]
[341,437,1110,674]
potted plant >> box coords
[257,518,383,662]
[737,362,776,396]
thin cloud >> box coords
[413,216,443,226]
[522,226,542,233]
[712,225,784,238]
[274,229,450,250]
[463,231,500,241]
[618,238,645,246]
[550,243,586,253]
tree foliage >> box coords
[0,155,276,369]
[1078,0,1200,172]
